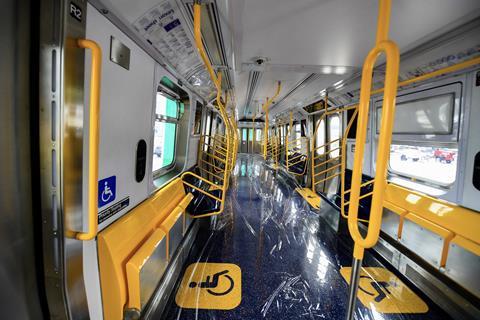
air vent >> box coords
[244,71,263,117]
[273,73,319,110]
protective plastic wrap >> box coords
[164,155,450,319]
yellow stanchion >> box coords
[181,2,237,218]
[262,82,282,160]
[345,0,399,318]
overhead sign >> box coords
[340,267,428,313]
[176,263,241,310]
[98,176,116,208]
[133,0,201,76]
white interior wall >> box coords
[82,4,158,318]
[461,70,480,211]
[84,5,156,230]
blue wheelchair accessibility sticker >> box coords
[98,176,116,208]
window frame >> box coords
[256,128,262,142]
[152,91,180,178]
[374,82,461,143]
[192,101,203,136]
[373,82,462,188]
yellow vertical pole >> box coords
[252,114,256,154]
[286,111,293,170]
[263,97,269,160]
[262,81,282,160]
[191,2,230,216]
[345,0,399,319]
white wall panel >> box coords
[461,70,480,211]
[84,4,156,230]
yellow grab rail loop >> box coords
[348,40,399,260]
[345,1,398,318]
[188,2,232,217]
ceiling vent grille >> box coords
[244,70,263,117]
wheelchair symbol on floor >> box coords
[359,275,397,303]
[188,270,234,296]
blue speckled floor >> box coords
[163,154,451,320]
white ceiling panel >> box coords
[227,0,480,118]
[96,0,480,119]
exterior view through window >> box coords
[316,119,325,155]
[378,91,459,187]
[256,128,262,141]
[328,116,340,158]
[389,144,458,186]
[153,93,179,174]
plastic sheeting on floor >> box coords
[162,154,451,320]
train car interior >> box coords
[2,0,480,319]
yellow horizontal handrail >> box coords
[313,163,341,177]
[313,138,341,150]
[182,181,223,203]
[344,191,373,206]
[76,38,102,241]
[203,146,227,157]
[318,146,341,157]
[205,135,228,144]
[313,156,340,168]
[196,167,224,181]
[182,171,221,188]
[372,56,480,95]
[198,159,225,173]
[287,137,305,143]
[287,153,305,162]
[314,172,341,185]
[201,139,228,151]
[288,157,307,167]
[344,179,374,195]
[202,152,227,164]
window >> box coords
[346,108,357,139]
[376,94,454,134]
[375,84,461,188]
[389,144,458,186]
[301,119,307,137]
[315,119,325,155]
[256,129,262,141]
[328,115,340,158]
[152,93,179,174]
[193,102,202,135]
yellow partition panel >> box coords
[98,178,190,320]
[126,228,167,311]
